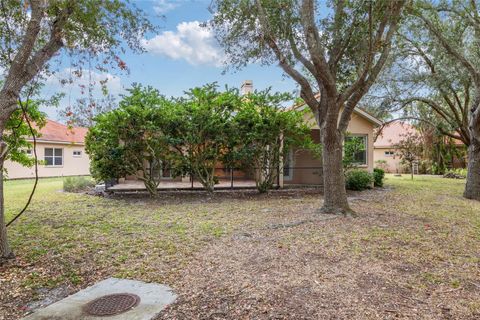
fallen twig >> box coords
[265,215,339,230]
[434,287,462,294]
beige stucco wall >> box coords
[285,149,323,185]
[4,142,90,179]
[373,148,404,173]
[284,130,322,185]
[284,112,377,185]
[346,113,375,173]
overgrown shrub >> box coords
[87,84,312,194]
[63,176,95,192]
[345,170,373,191]
[443,168,467,179]
[373,168,385,187]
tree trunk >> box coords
[144,179,158,197]
[320,128,352,215]
[0,159,13,262]
[464,141,480,200]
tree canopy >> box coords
[210,0,406,214]
[367,0,480,199]
[0,0,155,260]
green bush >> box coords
[345,169,373,191]
[63,176,95,193]
[443,168,467,179]
[373,168,385,187]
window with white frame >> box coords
[384,151,395,157]
[44,148,63,166]
[73,150,82,157]
[344,135,367,165]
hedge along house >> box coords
[283,96,382,187]
[4,119,90,179]
[111,81,382,191]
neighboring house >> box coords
[373,121,416,173]
[374,121,468,173]
[4,119,90,179]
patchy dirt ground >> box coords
[1,176,479,319]
[156,177,480,320]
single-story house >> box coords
[114,81,383,190]
[284,99,382,186]
[373,121,416,173]
[4,119,90,179]
[374,121,467,173]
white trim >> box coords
[293,104,382,127]
[353,108,383,126]
[22,148,33,157]
[160,169,172,179]
[27,139,84,146]
[44,147,64,167]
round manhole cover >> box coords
[84,293,140,316]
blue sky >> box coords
[42,0,299,121]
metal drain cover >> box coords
[84,293,140,316]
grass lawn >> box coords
[0,175,479,319]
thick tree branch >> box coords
[376,117,467,145]
[254,0,318,113]
[10,0,43,68]
[0,2,73,119]
[328,0,354,71]
[299,0,336,97]
[401,34,468,134]
[286,33,321,85]
[25,4,73,83]
[338,1,404,132]
[418,13,480,87]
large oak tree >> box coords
[408,0,480,200]
[0,0,153,261]
[211,0,405,214]
[374,0,480,200]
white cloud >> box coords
[153,0,180,14]
[142,21,225,67]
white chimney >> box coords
[241,80,253,95]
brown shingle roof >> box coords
[33,119,88,144]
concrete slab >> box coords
[22,278,177,320]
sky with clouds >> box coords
[40,0,298,121]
